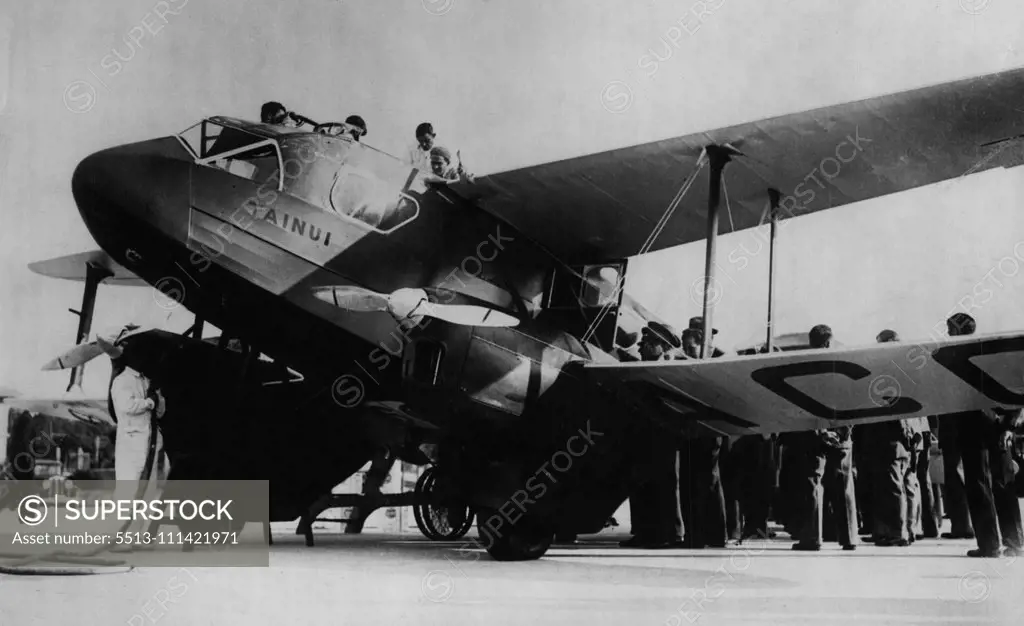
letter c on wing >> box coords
[751,360,923,420]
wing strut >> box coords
[67,263,113,392]
[700,145,743,358]
[765,188,781,353]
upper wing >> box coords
[28,250,147,286]
[451,67,1024,263]
[584,331,1024,436]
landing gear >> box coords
[413,466,474,541]
[477,509,553,561]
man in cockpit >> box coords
[407,122,436,172]
[261,101,298,127]
[426,146,473,183]
[344,115,367,142]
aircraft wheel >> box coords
[413,468,437,539]
[414,467,474,541]
[479,510,553,561]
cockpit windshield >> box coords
[179,118,420,234]
[179,119,284,189]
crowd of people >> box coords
[605,313,1024,558]
[258,101,472,183]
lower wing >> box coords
[585,332,1024,436]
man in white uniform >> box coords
[109,351,166,481]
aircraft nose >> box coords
[71,138,191,240]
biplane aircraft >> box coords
[22,67,1024,560]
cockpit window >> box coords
[201,142,281,188]
[329,166,419,233]
[180,119,421,235]
[180,120,283,190]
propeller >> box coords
[312,285,520,328]
[41,324,149,370]
[41,342,108,371]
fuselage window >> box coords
[329,166,419,233]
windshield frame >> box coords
[178,119,285,192]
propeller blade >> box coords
[423,303,520,328]
[41,342,108,371]
[314,285,520,328]
[311,286,390,312]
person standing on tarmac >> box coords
[97,325,171,546]
[101,326,168,483]
[792,325,856,551]
[619,321,684,549]
[945,313,1024,558]
[869,329,917,547]
[936,317,976,541]
[676,319,729,549]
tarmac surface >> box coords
[1,522,1023,626]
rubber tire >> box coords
[479,510,553,561]
[413,467,440,540]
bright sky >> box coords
[1,0,1023,395]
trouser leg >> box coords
[960,438,1001,553]
[798,451,826,547]
[826,448,857,545]
[721,439,742,541]
[941,423,974,536]
[875,450,909,541]
[905,462,921,540]
[648,437,682,543]
[855,452,874,533]
[918,449,939,537]
[991,443,1023,551]
[705,454,728,547]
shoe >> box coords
[967,548,1002,558]
[792,543,821,551]
[876,538,909,547]
[619,536,646,548]
[922,532,939,539]
[942,532,976,540]
[842,544,857,551]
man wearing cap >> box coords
[675,317,730,548]
[260,101,311,128]
[681,316,726,358]
[620,321,684,548]
[935,314,976,541]
[945,314,1024,557]
[261,101,290,126]
[791,325,856,550]
[103,326,167,483]
[407,122,436,172]
[425,145,474,183]
[869,329,923,546]
[343,115,367,142]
